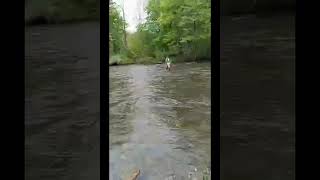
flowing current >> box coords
[109,63,211,180]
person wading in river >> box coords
[165,56,171,71]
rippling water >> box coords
[220,15,295,180]
[109,63,211,180]
[25,22,100,180]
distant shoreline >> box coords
[109,59,211,66]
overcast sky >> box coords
[113,0,148,32]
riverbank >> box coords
[109,55,159,66]
[109,55,211,66]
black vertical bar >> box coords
[5,0,24,179]
[212,0,220,179]
[101,0,109,179]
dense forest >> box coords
[109,0,211,65]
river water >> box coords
[220,15,295,180]
[109,63,211,180]
[25,22,100,180]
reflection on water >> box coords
[109,63,211,180]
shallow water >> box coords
[109,63,211,180]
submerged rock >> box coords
[127,169,140,180]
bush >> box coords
[109,54,135,65]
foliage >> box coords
[109,2,127,55]
[111,0,211,65]
[126,0,211,64]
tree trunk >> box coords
[193,20,197,61]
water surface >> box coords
[25,22,100,180]
[109,63,211,180]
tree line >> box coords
[109,0,211,65]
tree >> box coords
[109,1,127,54]
[133,0,211,61]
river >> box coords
[25,22,100,180]
[220,14,295,180]
[109,63,211,180]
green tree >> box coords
[110,0,211,65]
[127,0,211,62]
[109,1,127,55]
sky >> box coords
[113,0,148,33]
